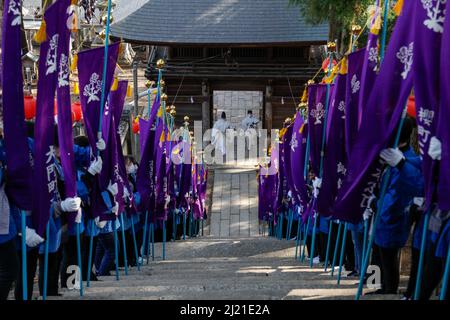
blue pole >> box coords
[120,214,128,276]
[324,220,333,272]
[172,210,176,241]
[141,211,148,263]
[295,217,302,260]
[76,223,83,296]
[163,220,166,260]
[21,211,27,300]
[151,223,155,261]
[130,219,140,271]
[331,222,343,276]
[183,211,186,240]
[414,210,431,300]
[113,220,120,281]
[301,215,311,262]
[43,222,50,300]
[97,0,113,136]
[141,210,148,263]
[440,246,450,300]
[309,212,318,267]
[362,219,369,269]
[87,220,94,287]
[310,51,334,268]
[380,0,390,62]
[146,217,152,264]
[337,222,348,285]
[355,106,409,300]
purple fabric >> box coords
[317,73,347,217]
[136,117,155,213]
[413,1,443,209]
[78,43,119,219]
[307,84,332,177]
[289,113,309,213]
[32,0,68,236]
[109,81,128,215]
[153,121,168,221]
[55,0,77,228]
[77,43,119,155]
[333,0,417,223]
[282,125,294,199]
[345,49,366,158]
[2,0,33,210]
[437,0,450,210]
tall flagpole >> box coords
[87,0,114,288]
[309,42,335,268]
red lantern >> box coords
[71,101,83,122]
[407,95,416,118]
[132,120,140,134]
[24,96,37,120]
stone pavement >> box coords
[209,167,260,238]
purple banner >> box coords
[307,84,332,177]
[33,0,69,236]
[413,0,444,209]
[56,0,77,228]
[289,113,309,212]
[318,73,347,217]
[77,42,119,155]
[333,0,417,223]
[345,49,365,158]
[437,0,450,210]
[2,0,33,210]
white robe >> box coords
[212,119,231,155]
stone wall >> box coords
[213,91,263,129]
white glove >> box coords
[88,157,103,175]
[413,197,425,207]
[380,148,405,167]
[111,202,119,215]
[428,137,442,161]
[312,177,322,198]
[165,195,171,207]
[123,187,130,199]
[363,208,373,221]
[96,138,106,151]
[25,227,44,248]
[107,181,118,196]
[75,209,82,224]
[60,197,82,212]
[95,217,107,229]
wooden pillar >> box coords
[202,80,211,132]
[265,80,273,132]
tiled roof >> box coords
[110,0,329,45]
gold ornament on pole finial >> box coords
[284,117,292,125]
[170,110,176,117]
[184,116,190,126]
[156,59,165,69]
[161,93,168,102]
[159,79,165,88]
[351,25,362,36]
[327,42,337,52]
[145,80,154,89]
[170,105,176,111]
[101,14,113,25]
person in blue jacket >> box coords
[94,181,120,277]
[417,136,449,300]
[374,117,424,295]
[0,132,42,300]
